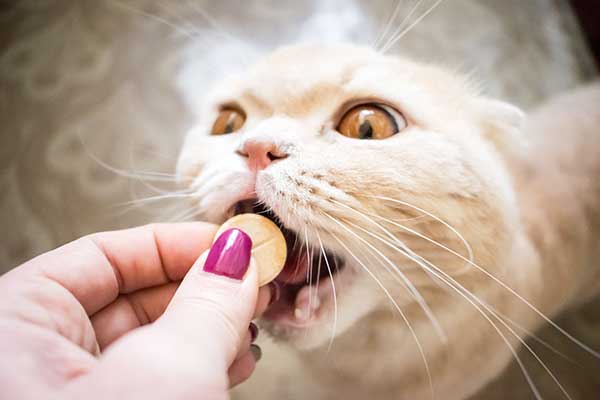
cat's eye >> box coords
[337,104,406,140]
[211,108,246,135]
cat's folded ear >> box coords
[475,98,526,155]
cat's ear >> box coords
[475,98,526,154]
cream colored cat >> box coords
[176,44,600,399]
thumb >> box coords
[156,228,259,367]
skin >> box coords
[0,222,272,400]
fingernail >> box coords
[249,322,259,343]
[249,344,262,362]
[268,281,281,306]
[203,228,252,280]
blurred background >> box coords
[1,0,599,398]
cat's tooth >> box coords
[294,290,321,321]
[294,307,309,321]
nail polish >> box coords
[249,322,259,343]
[249,344,262,362]
[203,228,252,280]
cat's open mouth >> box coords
[232,199,346,327]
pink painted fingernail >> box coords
[249,322,259,343]
[203,229,252,280]
[249,344,262,362]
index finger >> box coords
[21,222,219,315]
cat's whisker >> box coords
[339,218,447,342]
[304,225,316,330]
[79,133,184,184]
[126,147,180,186]
[111,0,200,41]
[164,203,204,223]
[110,190,195,219]
[154,1,201,36]
[328,227,435,400]
[328,200,447,341]
[378,0,426,53]
[329,221,445,345]
[372,0,405,50]
[373,195,600,359]
[368,211,472,274]
[331,199,447,270]
[381,0,445,54]
[331,193,567,398]
[316,231,338,352]
[157,0,246,58]
[184,0,255,66]
[497,312,578,365]
[360,224,570,400]
[115,191,197,208]
[369,196,473,265]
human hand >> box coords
[0,223,272,400]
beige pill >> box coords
[215,213,287,286]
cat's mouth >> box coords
[232,199,347,328]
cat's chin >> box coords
[231,199,354,349]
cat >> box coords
[176,43,600,399]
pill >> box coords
[214,213,287,286]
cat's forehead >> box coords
[251,44,377,83]
[239,45,381,116]
[208,44,474,119]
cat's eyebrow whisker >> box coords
[153,1,203,39]
[184,0,255,66]
[372,0,405,50]
[378,0,426,52]
[372,195,600,359]
[381,0,445,54]
[328,227,434,400]
[111,0,201,41]
[360,224,571,400]
[316,231,338,352]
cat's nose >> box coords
[238,138,288,170]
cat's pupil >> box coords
[359,121,373,139]
[224,113,238,134]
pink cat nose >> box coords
[239,139,288,170]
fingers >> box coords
[19,222,218,315]
[155,229,259,366]
[64,229,264,399]
[228,347,260,387]
[91,282,179,350]
[254,285,273,318]
[91,269,273,351]
[229,324,260,387]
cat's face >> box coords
[177,44,523,349]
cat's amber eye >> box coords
[337,104,406,140]
[211,108,246,135]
